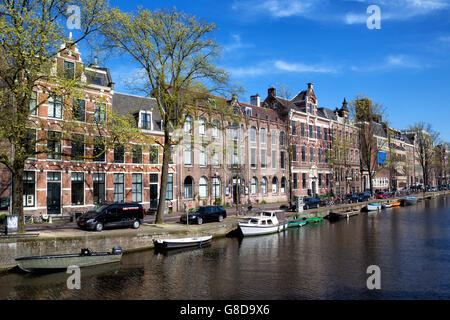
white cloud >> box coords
[232,0,321,18]
[223,34,253,52]
[350,54,427,71]
[438,35,450,43]
[274,60,339,73]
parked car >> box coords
[303,197,322,210]
[77,203,144,232]
[345,194,359,203]
[427,186,438,192]
[358,193,371,202]
[375,191,388,199]
[180,206,227,225]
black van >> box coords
[77,203,145,231]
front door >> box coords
[47,182,61,215]
[312,181,317,197]
[150,184,158,209]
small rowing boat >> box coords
[305,217,324,223]
[15,247,123,273]
[366,203,382,211]
[382,203,392,209]
[390,201,401,207]
[153,235,212,250]
[400,197,418,206]
[287,218,307,228]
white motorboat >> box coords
[153,235,212,250]
[366,203,382,211]
[238,211,286,237]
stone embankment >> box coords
[1,190,449,272]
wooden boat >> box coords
[305,217,324,223]
[239,211,285,236]
[390,201,401,207]
[15,247,123,273]
[324,212,347,222]
[400,197,418,207]
[153,235,212,250]
[382,203,393,209]
[287,218,307,228]
[366,203,382,211]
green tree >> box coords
[101,8,235,224]
[0,0,114,233]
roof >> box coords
[373,122,387,138]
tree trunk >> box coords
[155,134,171,224]
[12,166,24,233]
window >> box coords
[261,178,268,196]
[251,148,257,168]
[317,127,321,139]
[113,173,124,203]
[48,96,62,119]
[301,123,305,137]
[166,173,174,200]
[30,91,38,115]
[318,149,322,163]
[71,134,84,161]
[251,177,258,195]
[310,147,314,162]
[64,60,75,79]
[141,112,152,130]
[23,171,35,207]
[271,130,277,145]
[302,173,307,189]
[94,103,106,122]
[184,116,192,133]
[292,121,297,135]
[326,174,330,188]
[213,147,220,166]
[260,128,266,144]
[319,174,323,188]
[324,128,328,141]
[301,146,306,162]
[199,177,208,199]
[199,118,206,135]
[309,125,313,138]
[281,177,286,194]
[169,146,174,164]
[149,145,159,164]
[184,176,193,199]
[93,173,105,204]
[212,120,219,138]
[132,173,142,203]
[232,124,239,141]
[47,131,61,160]
[212,177,221,199]
[93,137,106,162]
[272,150,277,169]
[72,99,85,122]
[261,149,266,168]
[293,173,298,190]
[132,145,142,164]
[25,129,36,156]
[245,107,252,116]
[272,177,278,194]
[184,142,193,166]
[71,173,84,205]
[200,145,207,166]
[114,144,125,163]
[292,145,297,162]
[280,151,285,169]
[280,132,285,146]
[250,126,257,142]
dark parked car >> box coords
[345,194,359,203]
[358,193,371,202]
[303,197,322,210]
[180,206,227,225]
[77,203,144,232]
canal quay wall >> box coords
[1,190,449,272]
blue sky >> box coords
[100,0,450,141]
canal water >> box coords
[1,196,449,300]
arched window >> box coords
[251,177,258,195]
[250,126,257,142]
[272,177,278,194]
[184,176,194,199]
[281,177,287,194]
[280,131,285,146]
[184,116,192,133]
[261,177,268,196]
[260,128,266,144]
[212,177,221,199]
[199,176,208,199]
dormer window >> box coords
[309,103,313,113]
[64,61,75,79]
[245,107,252,116]
[140,112,152,130]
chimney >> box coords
[268,87,276,97]
[250,94,260,107]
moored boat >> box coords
[366,203,382,211]
[239,211,284,236]
[15,247,123,273]
[287,218,307,228]
[390,201,401,207]
[305,217,324,223]
[400,197,418,207]
[382,203,393,209]
[153,235,212,250]
[324,212,347,222]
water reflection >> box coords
[1,196,449,300]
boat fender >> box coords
[112,247,123,255]
[81,248,91,256]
